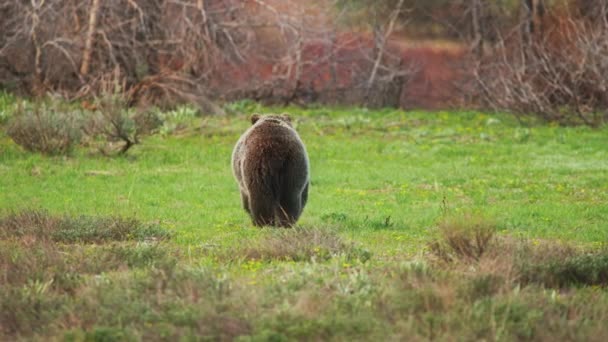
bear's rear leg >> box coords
[276,194,303,227]
[249,195,276,227]
[240,191,250,214]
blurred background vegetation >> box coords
[0,0,606,125]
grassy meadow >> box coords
[1,100,608,340]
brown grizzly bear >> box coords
[231,113,310,227]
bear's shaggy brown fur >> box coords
[232,113,309,227]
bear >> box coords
[231,113,310,227]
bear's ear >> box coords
[280,113,291,123]
[250,114,261,124]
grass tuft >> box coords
[428,214,498,263]
[227,227,371,263]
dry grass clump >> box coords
[0,209,170,243]
[427,213,608,289]
[226,227,371,263]
[0,209,61,241]
[428,214,498,263]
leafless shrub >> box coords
[6,101,83,155]
[82,74,142,155]
[0,1,243,100]
[0,1,415,109]
[90,100,139,155]
[473,1,608,126]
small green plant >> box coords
[224,99,262,114]
[157,105,199,136]
[0,91,18,124]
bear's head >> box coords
[250,113,292,127]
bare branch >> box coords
[80,0,100,76]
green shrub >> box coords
[6,102,83,155]
[0,91,18,124]
[520,252,608,288]
[157,105,198,136]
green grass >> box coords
[2,107,607,250]
[1,103,608,340]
